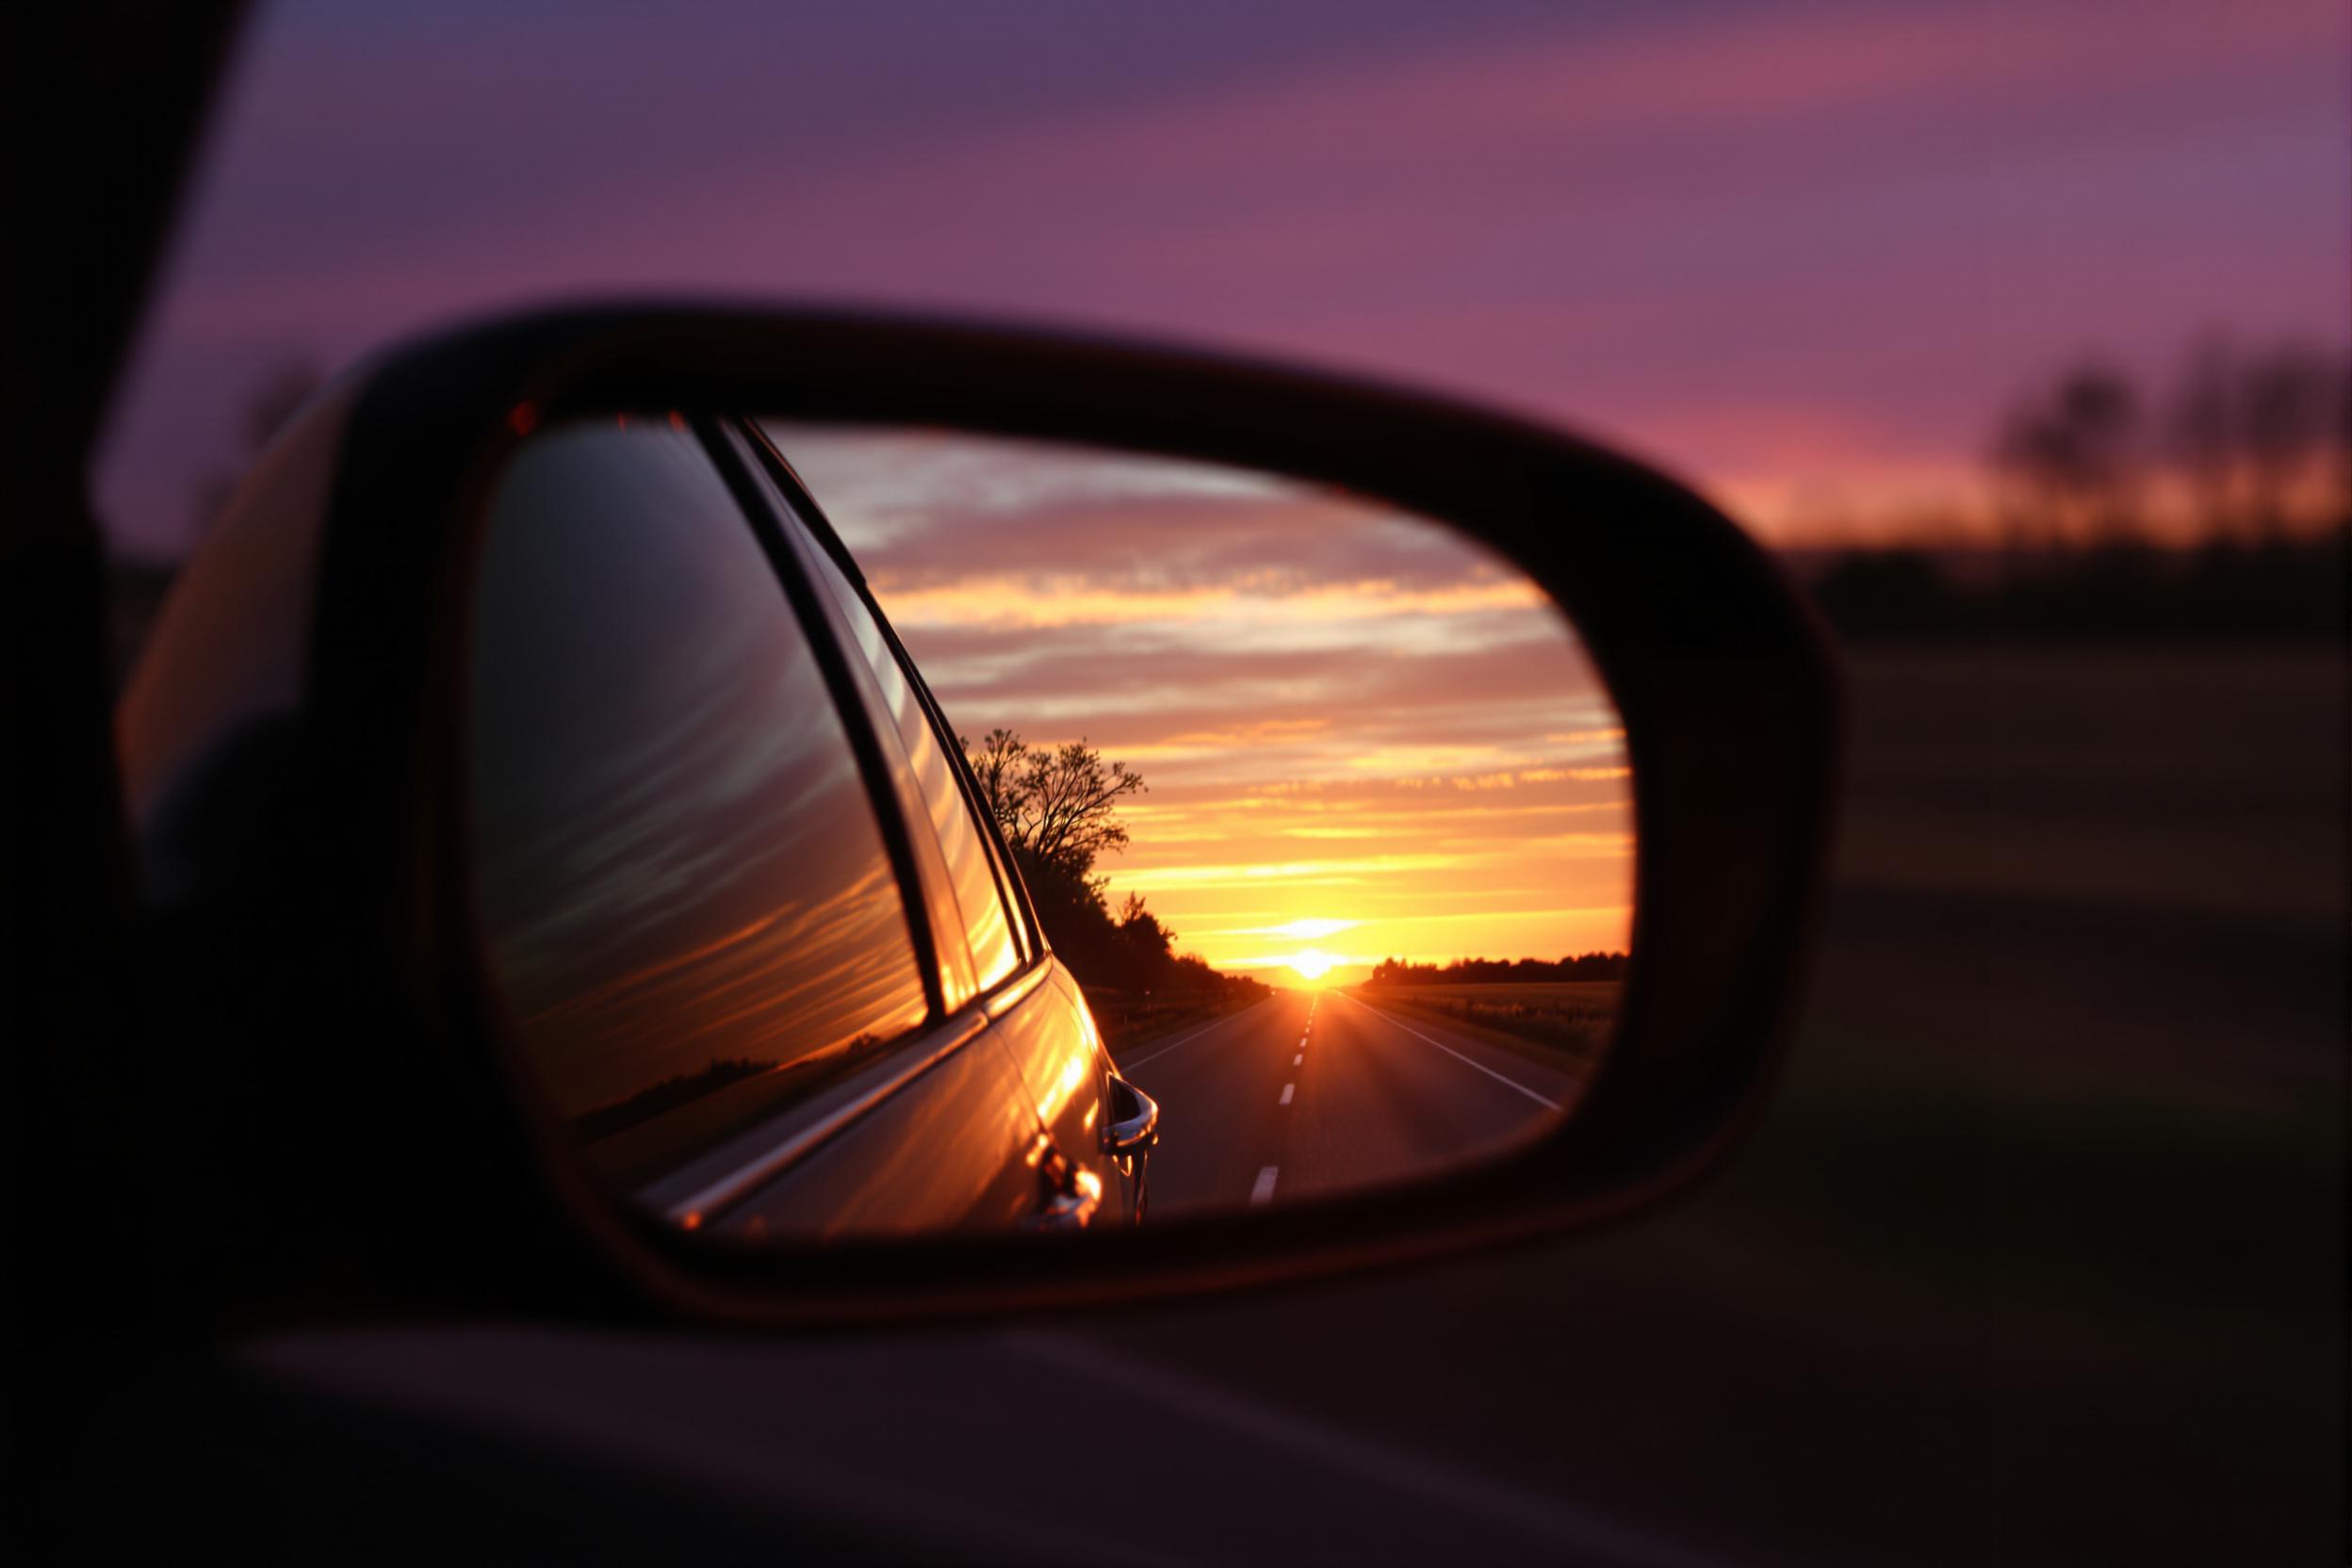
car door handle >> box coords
[1025,1162,1102,1231]
[1103,1074,1159,1155]
[1022,1077,1156,1231]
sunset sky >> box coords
[774,427,1632,984]
[100,0,2344,561]
[86,1,2343,979]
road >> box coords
[1115,989,1576,1215]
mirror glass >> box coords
[466,417,1631,1241]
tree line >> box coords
[1809,336,2348,641]
[115,338,2346,679]
[1366,954,1629,987]
[1989,340,2344,547]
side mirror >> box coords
[1103,1074,1158,1225]
[1104,1076,1160,1157]
[117,303,1838,1328]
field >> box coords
[1084,985,1264,1056]
[1349,980,1620,1066]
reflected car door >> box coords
[468,417,1062,1237]
[734,424,1140,1224]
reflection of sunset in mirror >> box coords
[771,427,1632,990]
[1284,951,1339,984]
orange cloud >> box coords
[793,430,1637,972]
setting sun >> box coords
[791,427,1638,988]
[1285,950,1338,983]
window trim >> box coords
[462,416,971,1219]
[717,422,990,1004]
[687,416,953,1024]
[740,418,1050,975]
[645,1005,991,1231]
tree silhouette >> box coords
[1814,336,2349,642]
[2164,340,2348,541]
[960,727,1145,874]
[964,728,1194,994]
[1368,953,1629,986]
[1116,891,1174,973]
[1992,363,2145,546]
[2168,338,2243,540]
[2240,346,2339,536]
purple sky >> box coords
[99,0,2347,561]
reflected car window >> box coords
[467,421,930,1191]
[776,478,1023,995]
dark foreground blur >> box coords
[1060,645,2342,1563]
[221,640,2341,1561]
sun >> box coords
[1287,949,1336,983]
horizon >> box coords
[777,424,1636,988]
[85,0,2345,991]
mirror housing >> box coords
[1104,1076,1160,1158]
[117,301,1838,1331]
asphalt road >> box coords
[1117,990,1575,1214]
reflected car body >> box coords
[118,404,1155,1236]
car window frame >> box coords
[618,415,955,1026]
[740,418,1050,981]
[714,421,998,1006]
[448,413,1021,1224]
